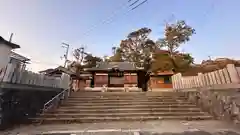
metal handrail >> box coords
[41,88,70,115]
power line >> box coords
[78,2,129,39]
[131,0,148,10]
[129,0,140,7]
[200,0,216,28]
[78,0,150,40]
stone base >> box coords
[186,89,240,124]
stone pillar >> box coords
[211,72,217,85]
[189,77,192,88]
[198,73,203,87]
[223,68,231,83]
[174,73,182,90]
[207,73,213,85]
[171,75,176,89]
[214,71,221,84]
[178,73,183,89]
[182,77,186,89]
[236,67,240,77]
[226,64,240,84]
[203,74,208,86]
[195,76,200,87]
[219,69,226,84]
[192,76,196,88]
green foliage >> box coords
[83,55,102,68]
[109,47,123,62]
[155,20,195,72]
[119,27,157,70]
[151,50,194,73]
[157,20,195,54]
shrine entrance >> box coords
[108,68,124,87]
[85,62,148,91]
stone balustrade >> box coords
[172,64,240,90]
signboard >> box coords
[110,77,124,84]
[109,72,124,77]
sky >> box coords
[1,0,240,72]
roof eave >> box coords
[4,41,20,49]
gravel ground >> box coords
[34,131,240,135]
[1,120,240,135]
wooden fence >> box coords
[0,63,70,89]
[171,64,240,90]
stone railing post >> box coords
[223,68,231,83]
[198,73,203,87]
[226,64,240,84]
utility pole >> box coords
[208,55,212,60]
[9,33,13,42]
[62,42,70,68]
[112,47,116,55]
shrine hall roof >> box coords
[85,62,144,72]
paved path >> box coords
[1,120,240,135]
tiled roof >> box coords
[0,36,20,49]
[85,62,143,71]
[10,51,30,62]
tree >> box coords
[73,47,84,62]
[109,47,123,62]
[118,28,157,91]
[119,27,156,69]
[83,54,102,68]
[69,48,103,75]
[156,20,195,72]
[151,50,194,72]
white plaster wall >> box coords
[0,44,12,70]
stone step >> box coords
[32,115,213,124]
[59,104,198,109]
[67,98,187,102]
[69,96,187,99]
[62,101,193,106]
[65,100,188,104]
[69,95,186,98]
[53,107,202,113]
[68,98,186,101]
[73,91,186,95]
[69,94,187,97]
[41,112,207,118]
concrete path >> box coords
[1,120,240,135]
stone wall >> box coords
[0,88,60,130]
[185,89,240,124]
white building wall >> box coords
[0,44,12,70]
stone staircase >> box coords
[34,91,213,124]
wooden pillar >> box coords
[91,72,95,88]
[108,72,110,87]
[137,72,141,88]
